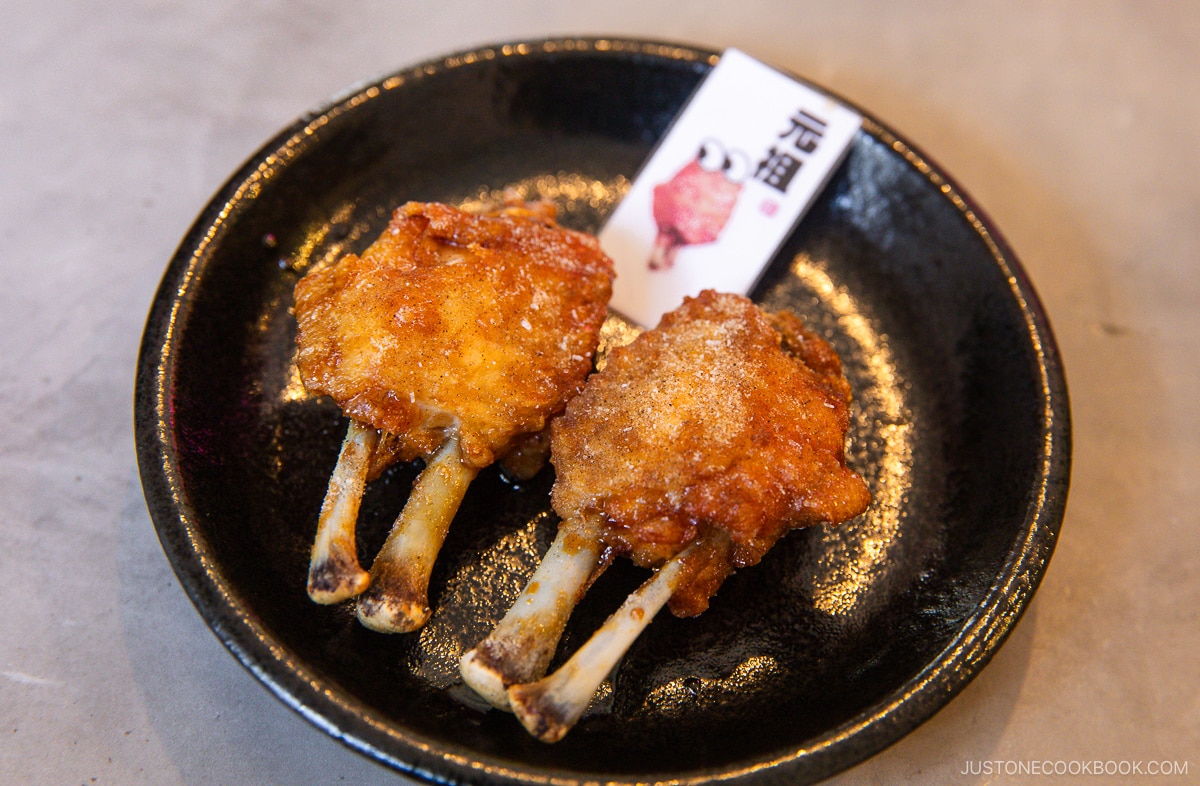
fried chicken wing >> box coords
[293,200,614,631]
[461,290,870,739]
[552,289,870,612]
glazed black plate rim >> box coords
[135,36,1070,786]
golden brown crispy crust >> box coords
[549,290,870,616]
[294,201,615,469]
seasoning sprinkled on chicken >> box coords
[462,290,870,739]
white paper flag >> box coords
[599,49,862,328]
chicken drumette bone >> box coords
[460,290,871,740]
[293,199,614,632]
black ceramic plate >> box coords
[136,38,1070,785]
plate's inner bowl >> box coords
[150,45,1055,778]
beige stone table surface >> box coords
[1,2,1195,783]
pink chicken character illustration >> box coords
[649,140,749,270]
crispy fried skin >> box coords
[294,201,615,469]
[549,290,871,617]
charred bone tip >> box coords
[306,555,370,604]
[355,589,431,633]
[458,647,513,710]
[508,681,572,743]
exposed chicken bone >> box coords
[507,538,707,743]
[459,513,604,709]
[306,420,378,604]
[355,435,478,633]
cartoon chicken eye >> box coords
[696,140,751,184]
[697,139,727,173]
[722,151,751,184]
